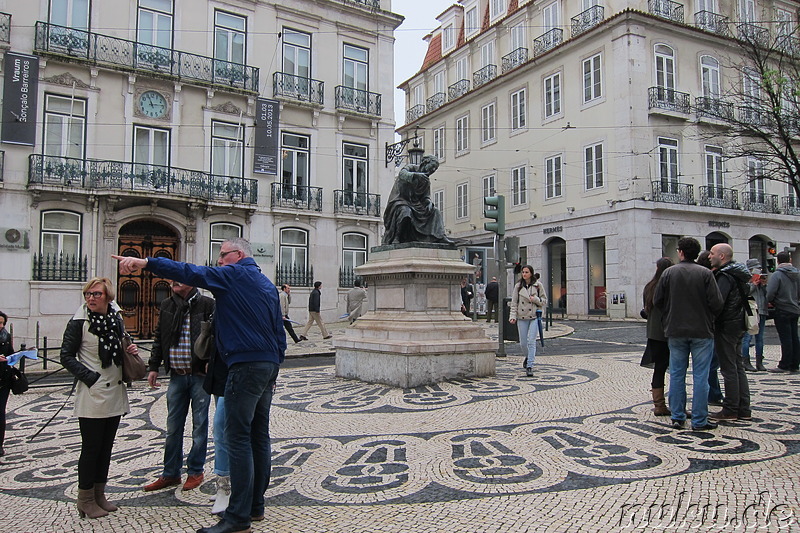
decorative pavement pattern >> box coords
[1,342,799,532]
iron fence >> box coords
[270,183,323,212]
[335,86,381,116]
[339,266,363,288]
[648,87,691,114]
[533,28,563,56]
[571,6,605,38]
[737,22,770,46]
[501,47,528,73]
[275,263,314,288]
[448,79,470,101]
[694,11,729,36]
[695,96,734,121]
[699,186,739,209]
[333,190,381,217]
[406,104,425,123]
[273,72,324,105]
[783,196,800,215]
[648,0,684,23]
[426,92,446,113]
[742,192,779,213]
[651,181,694,204]
[32,253,88,282]
[473,64,497,89]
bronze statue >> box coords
[382,155,453,245]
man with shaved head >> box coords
[708,243,752,421]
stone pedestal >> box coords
[334,244,496,388]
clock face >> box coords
[138,90,168,118]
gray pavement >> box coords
[2,320,799,532]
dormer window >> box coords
[466,7,479,37]
[490,0,506,21]
[443,24,455,51]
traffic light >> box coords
[766,241,777,272]
[766,258,777,272]
[767,241,777,256]
[484,195,505,236]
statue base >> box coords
[333,246,496,388]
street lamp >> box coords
[385,126,423,167]
[407,127,424,166]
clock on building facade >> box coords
[137,90,169,119]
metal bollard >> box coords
[43,337,48,370]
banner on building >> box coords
[2,53,39,146]
[253,98,279,175]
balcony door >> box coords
[343,143,367,207]
[48,0,90,54]
[214,11,246,83]
[137,0,173,68]
[134,126,170,189]
[282,29,311,99]
[43,95,86,174]
[655,45,675,101]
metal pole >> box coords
[496,235,506,357]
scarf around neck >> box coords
[87,307,124,368]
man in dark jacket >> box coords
[484,277,499,323]
[708,244,752,421]
[299,281,331,340]
[144,282,215,492]
[654,237,723,431]
[114,237,286,533]
[766,251,800,373]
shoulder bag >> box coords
[194,314,215,361]
[9,366,29,395]
[121,332,147,383]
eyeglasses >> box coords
[219,250,240,259]
[84,291,105,299]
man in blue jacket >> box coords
[115,237,285,533]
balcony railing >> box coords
[648,87,691,114]
[334,190,381,217]
[32,253,88,282]
[28,154,258,203]
[738,105,771,127]
[571,6,605,38]
[275,263,314,288]
[742,191,779,213]
[426,92,446,113]
[406,104,425,123]
[501,47,528,73]
[737,22,770,46]
[649,0,684,23]
[534,28,563,56]
[273,72,324,105]
[270,182,322,212]
[783,196,800,215]
[694,11,729,36]
[473,64,497,89]
[342,0,380,9]
[339,266,363,288]
[777,34,800,56]
[335,86,381,116]
[0,12,10,44]
[448,79,470,101]
[651,181,694,204]
[699,186,739,209]
[695,96,735,121]
[34,22,259,93]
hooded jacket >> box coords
[713,261,751,332]
[766,264,800,315]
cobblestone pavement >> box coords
[2,321,798,532]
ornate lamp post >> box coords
[385,126,422,167]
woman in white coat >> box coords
[509,265,548,376]
[60,277,138,519]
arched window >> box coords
[40,210,81,259]
[341,232,367,286]
[210,222,242,261]
[655,44,675,91]
[278,228,311,286]
[700,56,720,98]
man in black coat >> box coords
[484,277,499,323]
[299,281,331,340]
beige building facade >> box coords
[399,0,800,318]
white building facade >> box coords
[0,0,402,343]
[398,0,800,318]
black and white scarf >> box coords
[87,307,124,368]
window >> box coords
[583,53,602,102]
[456,182,469,219]
[133,125,169,172]
[456,56,469,82]
[211,121,243,178]
[481,102,496,143]
[545,155,562,199]
[743,68,760,102]
[483,174,496,197]
[43,94,86,160]
[705,145,724,189]
[343,142,368,205]
[697,0,716,14]
[658,137,679,186]
[50,0,89,29]
[481,41,494,68]
[282,29,311,98]
[510,22,525,51]
[466,7,479,37]
[544,72,561,118]
[413,84,424,106]
[701,56,720,98]
[748,158,765,199]
[214,11,246,80]
[776,8,794,38]
[585,143,603,190]
[433,189,445,212]
[40,210,81,259]
[342,232,368,276]
[543,2,560,32]
[210,222,242,260]
[434,71,446,96]
[740,0,755,22]
[280,228,308,270]
[654,44,675,91]
[281,132,310,192]
[583,0,601,9]
[137,0,173,65]
[512,165,527,206]
[433,127,445,160]
[511,88,527,130]
[443,24,455,51]
[490,0,506,20]
[456,115,469,153]
[343,44,369,92]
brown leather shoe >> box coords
[709,409,738,421]
[183,473,204,491]
[143,476,181,492]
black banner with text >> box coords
[253,98,279,175]
[2,52,39,146]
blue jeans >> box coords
[224,361,279,528]
[517,318,540,368]
[213,396,229,476]
[741,316,766,358]
[163,373,210,477]
[668,337,714,427]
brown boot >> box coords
[77,487,109,519]
[94,482,118,512]
[651,388,671,416]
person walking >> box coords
[114,237,286,533]
[0,311,15,457]
[741,258,768,371]
[484,277,499,323]
[299,281,331,340]
[279,285,301,343]
[766,251,800,373]
[60,277,139,519]
[509,266,547,377]
[654,237,723,431]
[641,257,673,416]
[345,279,368,324]
[143,281,215,493]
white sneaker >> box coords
[211,476,231,515]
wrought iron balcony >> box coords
[0,12,10,44]
[571,6,605,38]
[34,22,259,93]
[448,79,470,101]
[334,190,381,217]
[649,0,684,23]
[737,22,770,46]
[28,154,258,203]
[648,87,691,114]
[742,191,779,213]
[342,0,380,9]
[699,186,739,209]
[473,64,497,89]
[783,195,800,215]
[270,182,322,212]
[777,34,800,56]
[335,86,381,116]
[738,105,771,127]
[275,263,314,288]
[426,92,446,113]
[273,72,324,105]
[651,181,694,204]
[501,47,528,73]
[695,96,735,121]
[32,253,88,282]
[406,104,425,123]
[534,28,563,56]
[694,11,729,36]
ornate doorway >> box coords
[117,220,179,338]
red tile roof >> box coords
[421,33,443,71]
[509,0,519,13]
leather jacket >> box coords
[148,288,215,374]
[714,261,751,333]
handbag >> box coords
[9,366,29,395]
[120,332,147,383]
[745,300,759,335]
[194,314,215,361]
